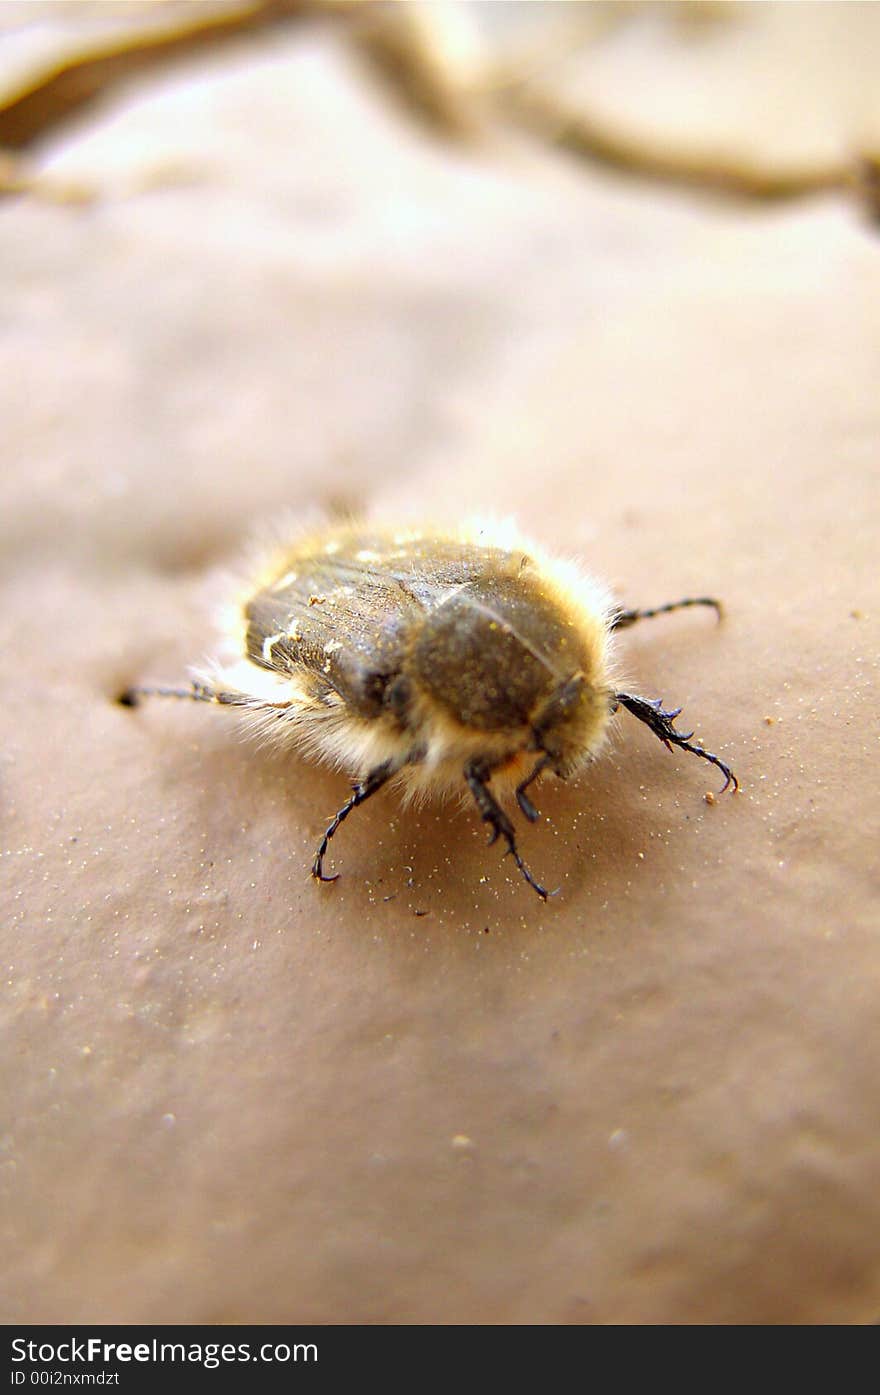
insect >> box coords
[120,519,737,899]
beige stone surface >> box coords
[534,0,880,172]
[1,3,878,1323]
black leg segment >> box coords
[118,680,253,708]
[465,760,551,900]
[312,761,397,883]
[611,597,722,632]
[515,755,552,823]
[615,692,738,793]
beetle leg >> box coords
[515,754,553,822]
[312,761,397,883]
[611,597,722,631]
[465,760,551,900]
[614,692,738,793]
[118,680,256,708]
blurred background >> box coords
[2,1,879,1325]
